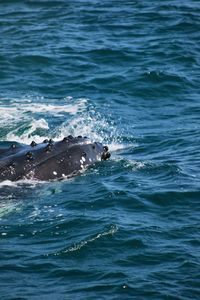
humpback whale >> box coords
[0,136,110,181]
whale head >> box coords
[0,136,110,181]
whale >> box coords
[0,136,110,181]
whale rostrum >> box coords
[0,136,110,181]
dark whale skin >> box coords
[0,136,110,181]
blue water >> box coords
[0,1,200,299]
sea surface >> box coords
[0,1,200,299]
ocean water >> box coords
[0,0,200,299]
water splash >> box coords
[0,96,124,150]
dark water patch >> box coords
[12,55,56,66]
[141,190,200,208]
[82,48,134,64]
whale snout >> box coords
[101,145,111,160]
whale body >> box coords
[0,136,110,181]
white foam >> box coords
[108,142,128,152]
[0,177,45,189]
[118,157,146,170]
[0,97,90,144]
[0,180,19,188]
[0,97,87,118]
[6,119,49,144]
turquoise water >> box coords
[0,1,200,299]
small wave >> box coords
[47,224,118,256]
[112,157,146,172]
[143,70,188,85]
